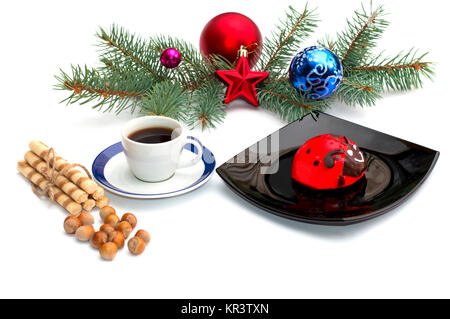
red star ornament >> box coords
[216,55,269,106]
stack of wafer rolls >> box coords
[17,161,82,215]
[17,140,110,215]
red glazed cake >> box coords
[291,134,368,190]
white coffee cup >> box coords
[121,116,203,182]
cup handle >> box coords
[177,138,203,169]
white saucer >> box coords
[92,137,215,199]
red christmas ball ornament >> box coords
[200,12,262,68]
[291,134,368,190]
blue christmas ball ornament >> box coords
[289,46,343,100]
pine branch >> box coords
[186,79,228,129]
[55,65,152,113]
[97,25,170,81]
[334,77,382,106]
[55,4,434,127]
[140,81,190,120]
[258,4,318,76]
[258,79,329,121]
[348,49,434,90]
[317,36,336,51]
[335,4,388,68]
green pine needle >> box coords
[258,4,319,77]
[258,79,329,122]
[140,81,190,120]
[186,80,228,130]
[334,3,389,69]
[335,77,382,106]
[55,65,150,114]
[348,49,434,91]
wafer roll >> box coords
[95,195,110,208]
[92,185,104,200]
[29,140,97,194]
[24,151,88,204]
[82,199,96,211]
[17,161,82,215]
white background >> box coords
[1,0,449,299]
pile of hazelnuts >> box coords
[63,206,150,261]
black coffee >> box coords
[128,127,175,144]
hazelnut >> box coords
[100,224,115,236]
[121,213,137,229]
[108,231,124,249]
[78,212,94,225]
[100,206,116,221]
[116,221,132,238]
[75,225,95,242]
[90,231,108,249]
[99,242,118,261]
[63,216,81,234]
[104,214,120,227]
[128,236,146,255]
[135,229,151,245]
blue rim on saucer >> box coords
[92,136,215,199]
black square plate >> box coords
[216,112,439,226]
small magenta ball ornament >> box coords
[289,46,343,100]
[160,48,182,69]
